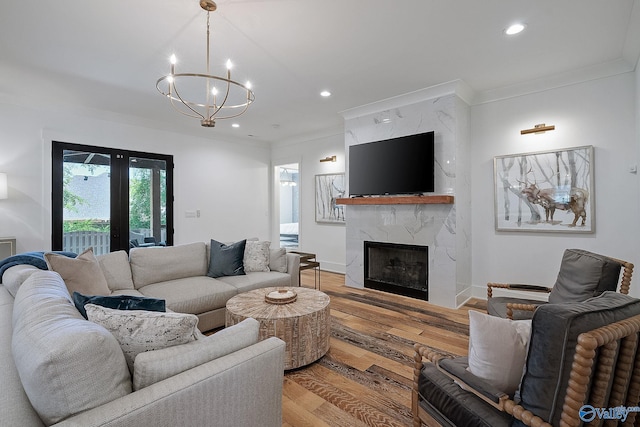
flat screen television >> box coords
[348,131,435,196]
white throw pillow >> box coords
[243,240,271,272]
[269,248,288,273]
[467,310,532,396]
[86,304,200,372]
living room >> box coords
[1,2,639,303]
[2,2,640,426]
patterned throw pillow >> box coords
[244,240,271,272]
[85,304,200,372]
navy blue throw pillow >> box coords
[207,239,246,278]
[73,292,166,319]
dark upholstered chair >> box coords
[412,292,640,427]
[486,248,633,319]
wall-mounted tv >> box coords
[348,131,434,196]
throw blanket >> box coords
[0,251,76,283]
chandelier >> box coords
[156,0,255,127]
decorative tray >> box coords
[265,289,298,305]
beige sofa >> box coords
[111,241,301,331]
[0,241,300,425]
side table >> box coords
[289,251,320,289]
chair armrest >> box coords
[437,358,508,407]
[55,337,286,427]
[487,282,552,298]
[412,344,552,427]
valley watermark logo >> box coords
[579,405,640,422]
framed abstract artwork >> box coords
[494,145,594,233]
[315,173,346,224]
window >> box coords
[52,142,174,254]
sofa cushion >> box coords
[73,291,166,319]
[133,318,260,390]
[12,271,131,425]
[86,304,200,372]
[138,276,238,314]
[467,310,531,396]
[130,242,208,288]
[244,240,271,272]
[418,361,512,427]
[514,291,640,427]
[548,249,622,304]
[44,247,111,297]
[207,239,246,278]
[217,271,292,293]
[96,250,135,291]
[0,286,44,426]
[269,248,288,273]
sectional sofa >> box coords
[0,241,300,425]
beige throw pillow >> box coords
[244,240,271,272]
[44,247,110,297]
[269,248,288,273]
[467,310,531,396]
[86,304,200,372]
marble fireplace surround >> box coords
[340,82,472,309]
[344,201,458,308]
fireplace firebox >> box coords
[364,241,428,300]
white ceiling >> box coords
[1,0,639,143]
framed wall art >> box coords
[315,173,346,224]
[494,145,594,233]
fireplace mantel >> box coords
[336,195,454,205]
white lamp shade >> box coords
[0,173,7,199]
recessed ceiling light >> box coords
[232,123,240,128]
[505,23,526,35]
[320,90,331,97]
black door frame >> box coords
[52,141,174,252]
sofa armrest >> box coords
[54,337,286,427]
[286,253,300,287]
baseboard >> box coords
[471,284,549,302]
[316,261,345,274]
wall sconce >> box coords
[521,123,555,135]
[0,173,7,200]
[320,155,337,163]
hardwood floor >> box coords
[283,270,486,427]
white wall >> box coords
[271,131,346,273]
[471,72,640,298]
[0,97,272,253]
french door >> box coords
[52,142,174,254]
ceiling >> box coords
[1,0,639,143]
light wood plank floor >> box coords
[283,269,486,427]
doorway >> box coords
[52,142,174,254]
[276,163,299,248]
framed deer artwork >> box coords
[493,145,594,233]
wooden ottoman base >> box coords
[226,287,331,370]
